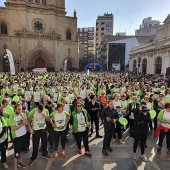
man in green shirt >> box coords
[9,104,28,170]
[27,104,51,166]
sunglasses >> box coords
[144,98,149,100]
[77,105,82,107]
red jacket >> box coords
[154,124,170,138]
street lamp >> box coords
[137,57,141,75]
[14,59,21,72]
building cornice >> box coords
[4,1,66,16]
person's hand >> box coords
[22,120,27,125]
[70,129,73,134]
[42,113,47,118]
[106,117,111,122]
[52,124,57,128]
[166,120,170,124]
[30,129,35,134]
[139,106,142,111]
[113,119,117,123]
[143,112,147,116]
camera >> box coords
[142,106,149,113]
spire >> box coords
[74,10,77,18]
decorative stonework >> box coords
[0,0,78,72]
[14,29,61,40]
[68,48,71,55]
[37,40,43,47]
[31,18,46,32]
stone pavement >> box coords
[3,126,170,170]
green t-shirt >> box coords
[28,108,49,131]
[9,113,27,139]
[50,111,69,131]
[0,116,7,143]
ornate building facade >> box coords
[0,0,78,72]
[129,15,170,75]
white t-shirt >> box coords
[74,87,79,95]
[63,105,70,113]
[146,102,152,111]
[54,113,66,131]
[121,87,126,94]
[0,119,2,134]
[68,93,75,100]
[114,100,121,109]
[80,90,86,100]
[0,118,5,143]
[46,88,50,95]
[54,92,60,102]
[13,85,19,92]
[162,111,170,128]
[33,110,46,130]
[165,94,170,99]
[121,100,128,109]
[34,92,41,102]
[14,115,27,138]
[50,88,55,95]
[114,88,119,93]
[77,112,86,132]
[25,91,32,101]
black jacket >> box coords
[86,101,101,117]
[101,106,118,129]
[134,108,151,133]
[128,102,140,116]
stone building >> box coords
[129,15,170,75]
[0,0,78,72]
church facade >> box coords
[0,0,78,72]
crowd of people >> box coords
[0,71,170,170]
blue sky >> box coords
[1,0,170,35]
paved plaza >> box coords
[4,126,170,170]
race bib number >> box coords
[36,118,45,130]
[55,119,65,130]
[78,119,86,132]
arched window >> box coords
[42,0,46,5]
[142,58,147,74]
[133,59,136,72]
[35,0,40,3]
[66,29,71,40]
[1,22,7,35]
[155,57,162,74]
